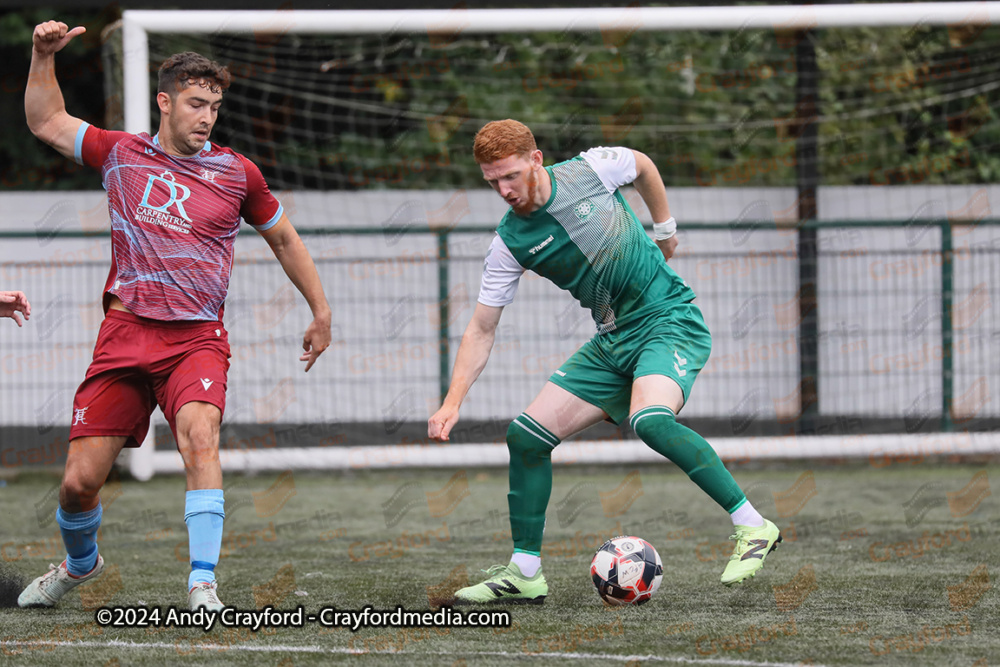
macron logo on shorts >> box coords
[200,378,214,391]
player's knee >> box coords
[630,408,676,443]
[60,473,102,511]
[506,420,546,454]
[176,402,221,444]
[506,416,555,468]
[178,418,221,473]
[180,421,218,445]
[177,417,220,453]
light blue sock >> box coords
[184,489,225,590]
[57,504,102,576]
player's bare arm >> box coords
[261,214,332,372]
[26,21,87,160]
[428,303,504,441]
[630,149,679,262]
[0,291,31,326]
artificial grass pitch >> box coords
[0,462,996,666]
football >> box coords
[590,536,663,606]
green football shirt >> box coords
[478,147,695,333]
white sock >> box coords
[730,500,765,527]
[510,552,541,577]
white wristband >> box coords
[653,217,676,240]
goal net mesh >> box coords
[84,13,1000,470]
[100,19,1000,193]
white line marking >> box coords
[482,650,822,666]
[0,639,355,654]
[0,640,825,666]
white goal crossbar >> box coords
[122,3,1000,137]
[120,5,1000,478]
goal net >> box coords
[107,6,1000,192]
[89,5,1000,475]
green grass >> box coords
[0,462,997,666]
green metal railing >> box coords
[2,218,998,435]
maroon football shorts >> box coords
[70,309,231,447]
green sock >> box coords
[506,413,560,553]
[630,405,746,512]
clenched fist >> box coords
[33,21,86,56]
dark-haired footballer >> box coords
[20,20,331,611]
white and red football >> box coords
[590,536,663,606]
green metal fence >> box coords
[1,219,998,466]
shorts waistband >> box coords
[597,301,700,338]
[104,308,222,330]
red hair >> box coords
[473,119,537,164]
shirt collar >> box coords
[151,133,212,154]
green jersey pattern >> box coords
[496,154,695,334]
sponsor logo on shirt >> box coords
[529,235,555,255]
[136,171,193,233]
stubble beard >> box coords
[511,169,539,216]
[169,114,209,156]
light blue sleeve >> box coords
[73,121,91,166]
[254,204,284,232]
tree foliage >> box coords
[0,8,120,190]
[3,6,1000,192]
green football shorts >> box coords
[548,302,712,424]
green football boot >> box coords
[453,563,548,605]
[721,519,783,586]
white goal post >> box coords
[118,4,1000,479]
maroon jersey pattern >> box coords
[76,122,282,320]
